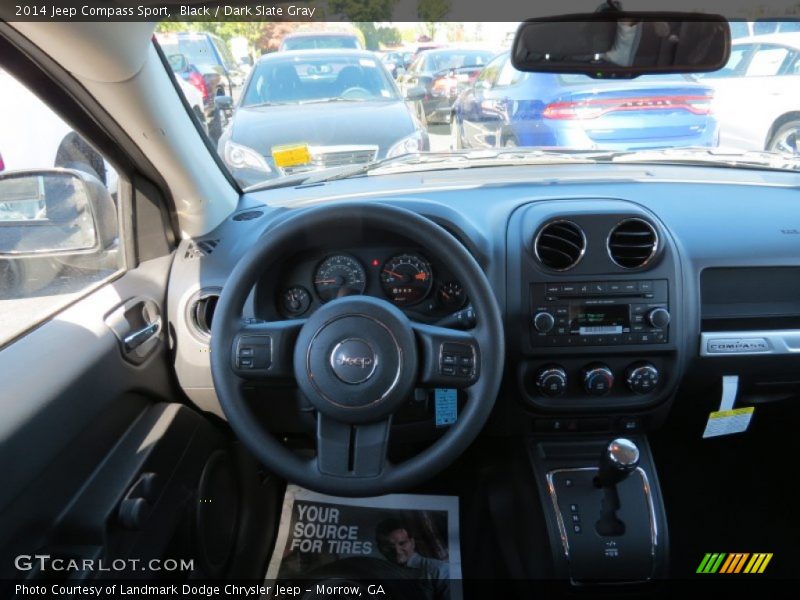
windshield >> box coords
[155,21,800,190]
[241,55,399,106]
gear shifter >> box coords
[595,438,640,487]
[594,438,640,536]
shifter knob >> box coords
[595,438,640,487]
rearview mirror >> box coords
[511,12,731,78]
[167,53,188,73]
[0,169,115,257]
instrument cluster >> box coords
[272,249,468,320]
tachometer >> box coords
[380,253,433,306]
[313,255,367,303]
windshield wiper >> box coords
[243,101,288,108]
[244,153,426,192]
[296,97,369,104]
[244,149,602,193]
[589,147,800,172]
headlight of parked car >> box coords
[387,131,427,159]
[223,140,272,173]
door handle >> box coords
[123,319,161,352]
[105,298,162,364]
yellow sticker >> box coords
[272,144,312,168]
[710,407,754,419]
[703,406,754,438]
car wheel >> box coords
[0,258,62,298]
[208,107,223,144]
[55,132,105,183]
[450,116,462,150]
[0,260,22,298]
[193,106,208,136]
[767,120,800,154]
[503,136,518,148]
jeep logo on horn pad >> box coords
[330,339,378,384]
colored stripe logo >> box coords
[697,553,773,574]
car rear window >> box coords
[283,36,360,50]
[160,37,218,70]
[423,51,494,73]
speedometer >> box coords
[380,253,433,306]
[313,255,367,303]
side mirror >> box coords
[215,95,234,110]
[167,53,189,73]
[404,85,426,101]
[0,169,116,257]
[511,12,731,78]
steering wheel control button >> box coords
[439,342,476,380]
[533,311,556,333]
[234,335,271,371]
[583,365,614,396]
[626,363,660,394]
[536,366,568,397]
[329,338,378,384]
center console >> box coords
[508,199,683,420]
[507,199,682,584]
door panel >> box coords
[0,255,175,577]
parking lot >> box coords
[428,123,451,152]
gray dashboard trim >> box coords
[700,330,800,356]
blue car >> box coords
[452,53,718,150]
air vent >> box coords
[232,210,264,221]
[184,239,219,259]
[187,289,221,340]
[534,220,586,271]
[608,218,658,269]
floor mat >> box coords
[265,485,462,600]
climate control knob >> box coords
[533,311,556,333]
[647,307,671,329]
[583,365,614,396]
[626,363,660,394]
[536,366,568,397]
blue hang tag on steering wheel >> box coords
[434,388,458,427]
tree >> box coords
[328,0,397,22]
[417,0,451,39]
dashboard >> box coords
[256,247,468,322]
[167,162,800,436]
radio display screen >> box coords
[570,305,629,335]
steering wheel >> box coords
[340,86,372,100]
[210,203,504,496]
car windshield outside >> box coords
[241,54,400,106]
[154,21,800,191]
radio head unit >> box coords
[531,280,670,347]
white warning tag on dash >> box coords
[703,407,754,438]
[702,375,753,438]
